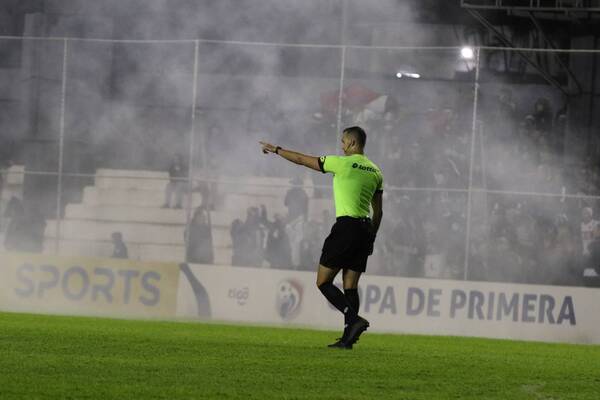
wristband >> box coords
[275,146,282,154]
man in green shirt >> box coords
[260,126,384,349]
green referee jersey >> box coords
[318,154,384,218]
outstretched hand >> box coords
[260,141,277,154]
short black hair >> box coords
[343,126,367,147]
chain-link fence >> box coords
[0,36,598,287]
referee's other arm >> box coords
[259,142,321,172]
[371,191,383,237]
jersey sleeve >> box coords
[376,173,384,193]
[319,155,343,174]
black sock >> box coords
[344,288,359,326]
[318,282,357,324]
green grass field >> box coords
[1,312,599,399]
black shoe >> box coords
[327,338,352,349]
[345,316,369,345]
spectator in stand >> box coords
[162,154,187,209]
[498,88,517,119]
[230,218,244,266]
[423,219,444,278]
[489,202,508,239]
[532,97,553,133]
[186,206,214,264]
[586,229,600,276]
[111,231,128,259]
[580,207,598,266]
[442,216,465,279]
[230,206,265,268]
[508,204,536,279]
[498,89,517,138]
[264,212,292,269]
[0,145,14,233]
[486,235,522,283]
[4,196,24,251]
[383,205,425,277]
[284,177,309,222]
[4,198,46,253]
[555,215,580,285]
[286,212,306,269]
[298,218,321,271]
[298,237,319,271]
[0,144,13,205]
[553,111,567,154]
[536,223,564,285]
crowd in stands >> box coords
[3,82,600,288]
[228,184,333,271]
[355,86,599,286]
[219,85,599,287]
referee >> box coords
[260,126,383,349]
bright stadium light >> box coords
[461,46,474,59]
[396,71,420,79]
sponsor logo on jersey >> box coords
[352,163,378,173]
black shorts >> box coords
[319,216,372,273]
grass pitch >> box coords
[0,312,599,399]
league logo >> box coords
[275,279,303,320]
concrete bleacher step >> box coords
[210,175,316,197]
[95,169,318,196]
[82,186,204,207]
[65,204,187,224]
[36,168,336,267]
[95,168,170,191]
[64,204,234,227]
[45,219,233,248]
[43,238,233,265]
[45,219,186,245]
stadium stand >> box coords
[42,168,333,265]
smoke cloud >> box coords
[0,1,594,293]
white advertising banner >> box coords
[177,263,600,345]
